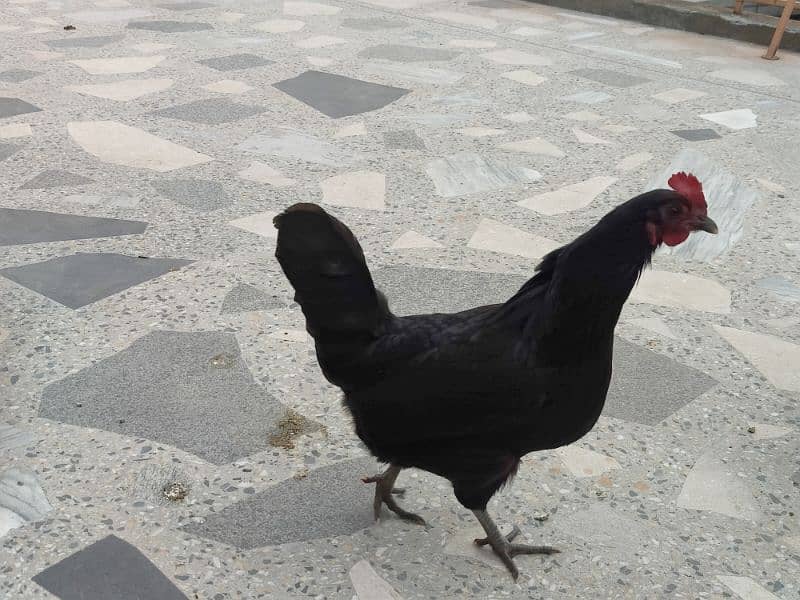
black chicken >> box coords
[274,173,717,579]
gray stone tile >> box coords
[221,283,285,313]
[0,143,22,162]
[20,170,93,190]
[341,17,407,30]
[238,127,362,166]
[570,68,650,88]
[372,267,716,425]
[45,35,123,48]
[273,70,410,119]
[671,128,721,141]
[358,44,458,62]
[425,152,541,197]
[127,20,213,32]
[198,53,273,71]
[32,535,188,600]
[159,1,215,9]
[151,98,265,125]
[0,70,42,83]
[383,130,426,150]
[39,331,311,464]
[756,276,800,302]
[181,457,378,548]
[0,468,52,539]
[0,208,147,246]
[0,253,193,309]
[152,178,231,212]
[0,98,42,119]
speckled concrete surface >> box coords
[1,0,799,598]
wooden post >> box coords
[733,0,745,14]
[763,0,797,59]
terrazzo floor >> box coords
[1,0,799,598]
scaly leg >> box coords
[472,509,559,580]
[362,465,427,526]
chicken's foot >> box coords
[362,465,427,526]
[472,509,559,580]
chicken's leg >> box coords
[362,465,427,526]
[472,509,559,580]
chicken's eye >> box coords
[669,206,681,215]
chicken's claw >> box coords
[363,466,427,527]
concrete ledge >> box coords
[524,0,800,52]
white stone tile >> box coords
[600,123,637,133]
[714,326,800,392]
[447,39,497,48]
[567,31,605,41]
[237,161,296,187]
[622,25,654,35]
[717,576,780,600]
[557,12,620,25]
[630,270,731,314]
[0,425,34,452]
[468,218,558,260]
[283,1,340,15]
[217,12,244,23]
[646,148,758,261]
[557,446,621,478]
[493,8,554,23]
[294,35,346,49]
[482,49,552,66]
[709,68,785,87]
[427,11,498,29]
[500,70,547,86]
[748,423,794,440]
[627,317,676,339]
[252,19,305,33]
[564,110,602,122]
[651,87,707,104]
[755,178,785,194]
[203,80,252,94]
[0,123,32,138]
[63,193,140,208]
[29,50,63,61]
[67,78,173,101]
[0,468,52,539]
[575,44,682,68]
[321,171,385,210]
[444,528,508,570]
[502,111,535,123]
[131,42,174,53]
[572,127,611,145]
[390,230,443,250]
[238,127,362,166]
[510,26,552,37]
[518,176,616,215]
[426,153,541,197]
[458,127,506,137]
[29,16,58,25]
[229,211,279,239]
[677,453,761,520]
[307,56,334,67]
[500,137,564,158]
[565,90,612,104]
[334,122,367,138]
[700,108,757,131]
[64,8,151,22]
[616,152,652,172]
[367,63,464,85]
[349,560,404,600]
[70,55,166,75]
[361,0,439,5]
[68,121,213,172]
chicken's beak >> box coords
[694,215,718,234]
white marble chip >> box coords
[283,1,340,15]
[500,137,564,158]
[367,63,464,85]
[427,11,498,29]
[229,211,279,240]
[458,127,505,137]
[557,446,621,478]
[131,42,174,53]
[616,152,652,172]
[321,171,386,210]
[709,68,785,87]
[0,123,32,138]
[565,90,613,104]
[0,468,52,539]
[203,80,252,94]
[426,152,541,197]
[677,452,761,521]
[70,55,166,75]
[500,70,547,86]
[714,326,800,392]
[349,560,404,600]
[68,78,173,101]
[651,87,707,104]
[237,161,296,187]
[717,576,780,600]
[572,127,611,145]
[502,112,535,123]
[510,26,552,37]
[390,230,443,250]
[447,39,497,48]
[252,19,305,33]
[468,218,558,260]
[748,423,794,440]
[294,35,346,49]
[700,108,757,131]
[482,49,552,66]
[630,270,731,314]
[0,425,35,452]
[519,176,616,215]
[333,122,366,138]
[68,121,213,172]
[564,110,602,122]
[628,317,676,339]
[755,178,785,194]
[575,44,682,68]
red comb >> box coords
[668,172,706,211]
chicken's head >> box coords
[644,172,718,247]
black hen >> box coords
[274,173,717,579]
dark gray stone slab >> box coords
[159,1,214,9]
[358,44,458,62]
[198,53,273,71]
[570,68,650,88]
[341,17,407,31]
[152,178,231,212]
[39,331,310,464]
[0,70,42,83]
[45,35,122,48]
[151,98,265,125]
[0,253,193,309]
[127,20,213,32]
[221,283,284,313]
[0,208,147,246]
[383,130,426,150]
[20,170,93,190]
[182,457,379,548]
[0,98,42,119]
[371,267,716,424]
[273,70,410,119]
[32,535,188,600]
[0,143,21,162]
[671,128,721,141]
